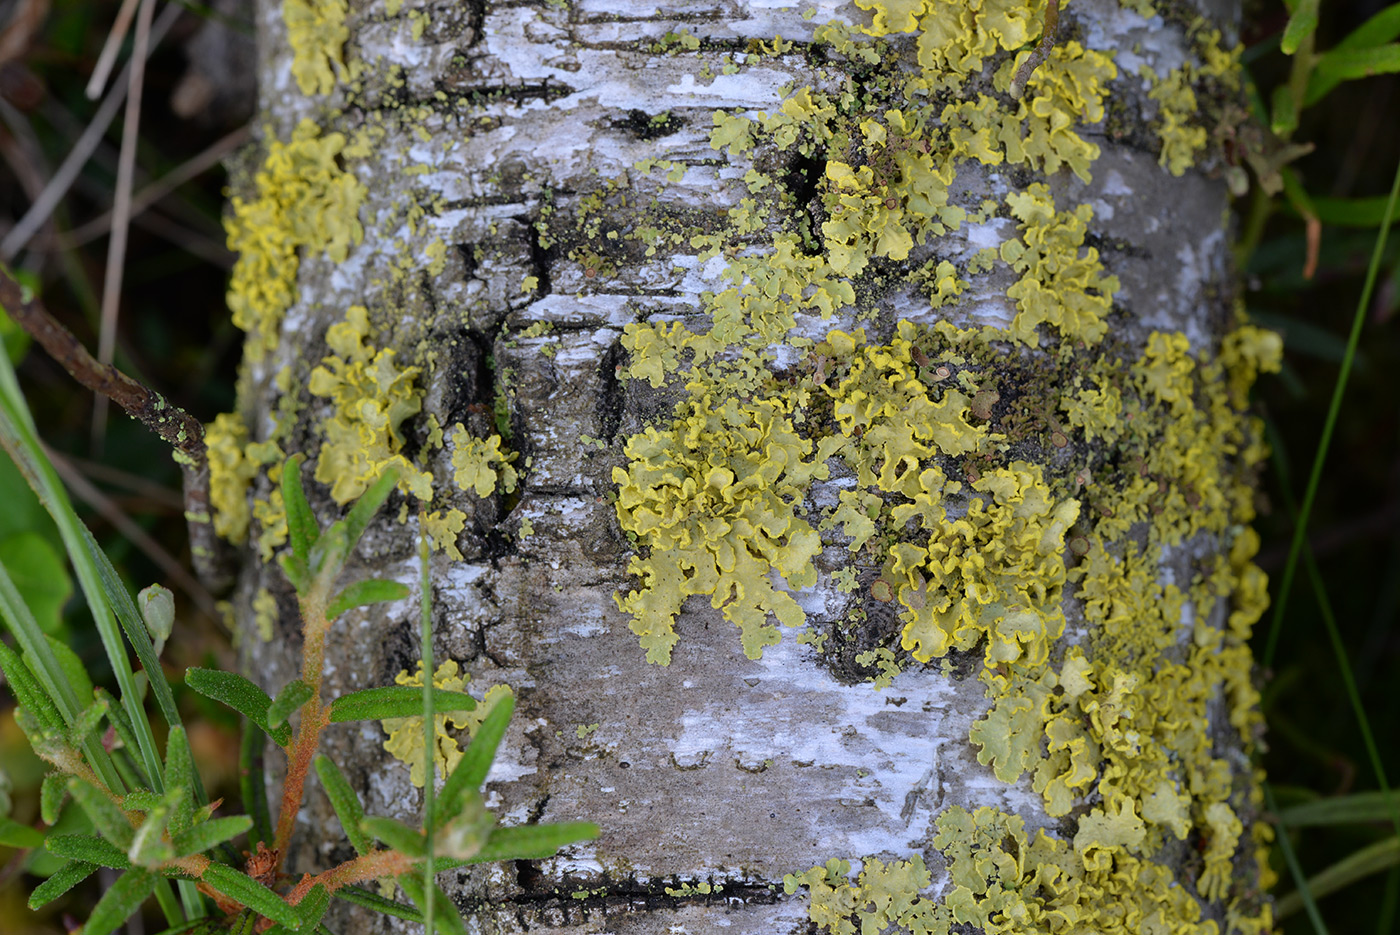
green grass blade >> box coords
[326,686,476,723]
[240,721,273,847]
[418,525,435,935]
[1263,152,1400,669]
[1267,783,1330,934]
[1276,836,1400,919]
[1281,791,1400,827]
[313,755,371,855]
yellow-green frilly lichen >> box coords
[282,0,349,96]
[224,119,365,362]
[381,660,514,788]
[606,1,1275,932]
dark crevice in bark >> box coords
[610,108,687,140]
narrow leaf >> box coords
[334,885,423,923]
[1281,790,1400,827]
[433,822,599,869]
[268,680,314,729]
[46,832,131,869]
[164,726,196,834]
[314,755,371,855]
[68,777,134,849]
[69,696,109,748]
[240,720,273,846]
[122,790,165,812]
[326,580,410,621]
[360,816,426,857]
[328,686,476,723]
[435,695,513,826]
[173,815,253,857]
[44,635,95,711]
[28,859,97,909]
[1336,4,1400,52]
[1281,0,1319,54]
[185,668,291,746]
[1315,43,1400,81]
[201,863,303,929]
[80,867,158,935]
[128,803,176,867]
[340,467,399,558]
[0,815,44,848]
[1277,835,1400,918]
[95,687,146,781]
[0,638,64,735]
[297,884,332,929]
[41,773,67,824]
[282,455,318,566]
[400,875,467,935]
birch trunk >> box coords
[216,0,1277,932]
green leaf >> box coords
[1336,4,1400,52]
[400,874,468,935]
[434,694,513,826]
[0,815,43,848]
[94,687,146,782]
[268,680,314,729]
[313,755,371,855]
[70,696,109,747]
[0,531,72,633]
[68,777,134,849]
[47,832,131,869]
[81,867,158,935]
[172,815,253,858]
[1269,84,1298,137]
[240,721,273,846]
[185,668,291,746]
[0,637,64,736]
[297,883,332,930]
[474,822,599,861]
[1280,790,1400,827]
[1276,835,1400,918]
[201,863,303,929]
[434,793,495,861]
[282,454,319,567]
[28,859,97,909]
[326,580,411,621]
[1314,43,1400,81]
[360,815,426,858]
[164,726,196,834]
[128,803,176,867]
[122,790,165,812]
[328,686,477,723]
[41,773,67,824]
[339,467,399,558]
[1280,0,1319,54]
[334,884,423,923]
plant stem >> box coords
[273,586,332,859]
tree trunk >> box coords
[214,0,1277,932]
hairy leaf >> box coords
[334,885,424,923]
[326,580,410,621]
[434,694,513,826]
[360,816,426,858]
[201,863,303,929]
[81,867,157,935]
[46,832,131,869]
[328,686,476,723]
[67,777,134,849]
[27,859,97,909]
[314,755,370,855]
[173,815,253,857]
[185,668,291,746]
[268,680,314,729]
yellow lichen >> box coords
[612,394,836,664]
[308,306,434,504]
[206,412,259,543]
[282,0,349,96]
[450,424,518,498]
[225,120,365,362]
[381,660,514,788]
[1001,183,1120,347]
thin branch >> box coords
[1009,0,1059,99]
[93,0,157,453]
[86,0,143,100]
[0,264,234,593]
